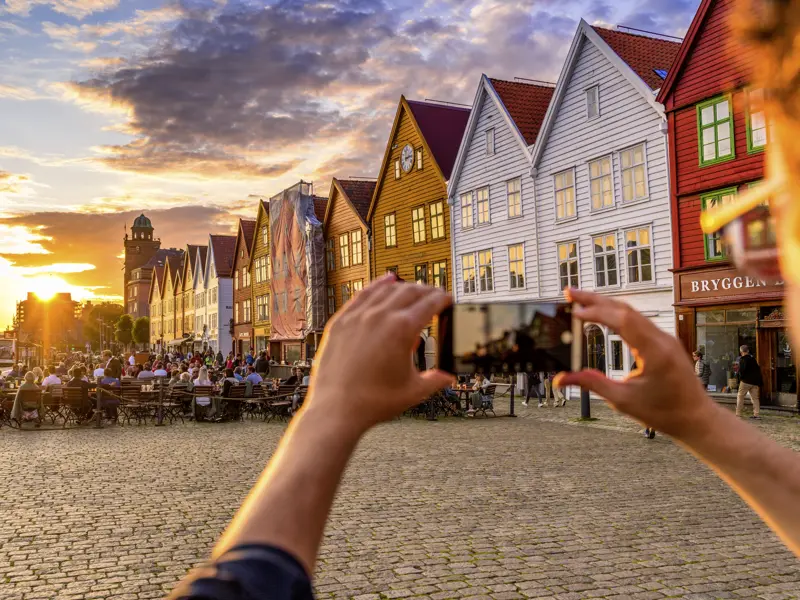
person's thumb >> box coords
[555,369,628,406]
[412,369,454,400]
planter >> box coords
[728,377,739,391]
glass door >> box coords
[608,335,628,380]
[776,330,797,406]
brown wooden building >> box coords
[368,97,470,355]
[232,218,256,357]
[323,178,375,318]
[658,0,795,407]
[249,200,273,357]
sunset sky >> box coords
[0,0,700,328]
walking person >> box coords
[545,371,566,407]
[693,350,711,390]
[522,371,543,407]
[736,345,763,420]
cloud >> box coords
[619,0,700,36]
[3,0,119,20]
[0,83,42,100]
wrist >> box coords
[669,394,722,446]
[295,401,367,444]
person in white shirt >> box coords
[41,369,61,388]
[468,374,491,413]
[193,367,212,387]
[128,354,136,367]
[192,367,217,419]
[93,364,105,378]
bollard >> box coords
[508,382,516,417]
[94,388,104,429]
[580,387,591,420]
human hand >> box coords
[306,275,454,434]
[555,289,717,439]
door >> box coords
[585,325,606,372]
[757,328,777,405]
[608,335,629,380]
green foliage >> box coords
[132,317,150,345]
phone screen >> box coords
[437,303,579,376]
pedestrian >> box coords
[544,371,566,407]
[693,350,711,390]
[522,371,543,407]
[254,351,270,376]
[736,345,763,419]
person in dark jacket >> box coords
[737,345,763,419]
[693,350,711,389]
[254,351,270,376]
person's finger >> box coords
[567,294,662,356]
[374,281,434,314]
[405,289,453,332]
[342,273,395,312]
[409,369,453,403]
[554,369,629,404]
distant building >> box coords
[128,248,184,320]
[124,214,161,315]
[16,292,81,352]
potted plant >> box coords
[728,364,739,392]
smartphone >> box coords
[437,302,582,376]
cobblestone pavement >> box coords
[1,403,799,600]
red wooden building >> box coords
[658,0,795,406]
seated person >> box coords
[468,374,491,412]
[55,362,67,376]
[233,367,245,382]
[92,363,106,379]
[66,366,93,422]
[221,368,240,398]
[168,369,181,386]
[11,371,42,424]
[153,362,169,378]
[98,368,120,420]
[245,366,263,385]
[282,368,301,387]
[42,368,61,389]
[138,363,155,379]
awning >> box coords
[168,336,193,347]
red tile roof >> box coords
[338,179,376,222]
[167,252,184,283]
[186,244,201,270]
[407,100,471,180]
[592,26,681,91]
[240,219,256,257]
[209,234,236,278]
[313,196,328,222]
[488,79,555,146]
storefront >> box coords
[674,266,797,408]
[253,326,269,355]
[235,330,252,356]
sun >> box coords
[27,276,68,301]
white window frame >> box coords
[476,186,490,225]
[394,160,401,180]
[461,253,476,295]
[384,213,397,247]
[591,232,619,289]
[412,206,427,244]
[478,249,494,292]
[429,201,445,240]
[557,241,580,291]
[618,142,649,204]
[460,192,474,230]
[507,177,522,219]
[486,128,495,155]
[508,243,525,290]
[554,169,577,222]
[586,85,600,120]
[624,225,654,285]
[588,155,614,212]
[352,279,364,294]
[339,232,351,267]
[748,88,768,150]
[351,229,363,265]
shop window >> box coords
[702,188,737,261]
[696,308,757,394]
[285,344,302,364]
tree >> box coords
[115,314,134,348]
[81,302,124,350]
[132,317,150,349]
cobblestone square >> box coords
[1,401,800,599]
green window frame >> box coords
[701,187,738,261]
[746,88,767,154]
[696,95,735,167]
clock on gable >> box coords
[401,144,414,173]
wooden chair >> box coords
[221,384,246,422]
[60,387,90,427]
[43,384,64,424]
[473,385,497,418]
[190,385,215,421]
[14,388,44,428]
[119,383,147,426]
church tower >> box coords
[123,213,161,295]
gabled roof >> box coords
[196,246,209,281]
[449,75,555,196]
[532,19,672,169]
[139,248,183,271]
[368,96,470,220]
[186,245,201,270]
[233,218,257,265]
[325,178,376,228]
[313,196,328,223]
[592,26,681,91]
[656,0,714,107]
[209,234,236,278]
[149,264,165,303]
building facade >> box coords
[180,245,203,349]
[530,21,680,380]
[148,264,165,351]
[449,76,554,304]
[323,178,375,318]
[233,219,256,356]
[191,245,210,352]
[205,234,236,355]
[657,0,794,406]
[124,214,161,317]
[249,200,273,356]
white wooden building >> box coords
[448,75,555,302]
[192,245,210,353]
[203,234,236,355]
[531,21,681,379]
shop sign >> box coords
[238,332,250,339]
[680,267,784,300]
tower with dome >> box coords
[123,213,162,317]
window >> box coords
[507,178,522,218]
[476,187,490,225]
[620,144,647,203]
[256,295,269,321]
[478,250,493,292]
[326,238,335,271]
[243,300,251,322]
[415,264,428,285]
[262,226,268,246]
[412,206,426,244]
[342,282,352,305]
[235,303,239,324]
[701,188,737,260]
[416,148,423,170]
[696,309,758,394]
[587,86,599,119]
[386,266,398,275]
[697,95,734,165]
[326,285,336,315]
[430,202,445,240]
[486,128,495,155]
[432,261,447,290]
[462,254,476,294]
[384,213,397,247]
[242,267,249,288]
[460,192,474,229]
[351,230,363,265]
[554,170,576,220]
[352,280,363,294]
[508,244,525,290]
[266,256,271,280]
[747,89,767,152]
[394,160,401,180]
[234,274,238,291]
[589,156,613,210]
[339,233,350,267]
[558,242,579,290]
[625,228,653,284]
[593,234,618,288]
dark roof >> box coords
[140,248,183,271]
[166,252,184,285]
[406,100,471,180]
[338,179,376,222]
[132,213,152,229]
[197,245,209,277]
[313,196,328,222]
[151,265,165,299]
[592,26,681,91]
[240,219,256,256]
[209,234,237,278]
[186,244,202,270]
[488,79,555,146]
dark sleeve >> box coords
[168,544,313,600]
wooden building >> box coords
[148,264,165,351]
[657,0,794,406]
[180,245,203,350]
[368,97,470,358]
[232,218,256,356]
[249,200,272,357]
[323,178,375,318]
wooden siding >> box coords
[233,227,253,352]
[450,86,539,303]
[250,204,272,338]
[324,186,369,318]
[370,103,451,340]
[534,35,674,333]
[669,0,754,110]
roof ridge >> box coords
[407,98,471,111]
[488,77,555,89]
[591,24,681,45]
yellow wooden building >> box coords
[249,200,273,356]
